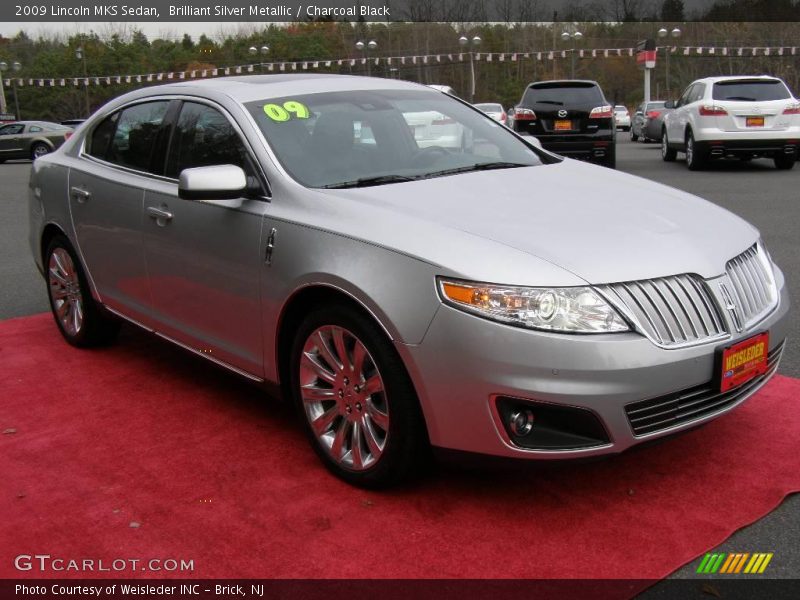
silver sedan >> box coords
[29,75,789,487]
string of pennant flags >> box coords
[4,44,798,88]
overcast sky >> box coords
[0,22,268,42]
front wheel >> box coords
[45,235,121,347]
[289,304,428,488]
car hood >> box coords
[310,159,758,285]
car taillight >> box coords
[699,105,728,116]
[514,108,537,121]
[589,105,613,119]
[783,103,800,115]
[646,110,661,119]
[64,131,73,140]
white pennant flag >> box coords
[59,79,65,86]
[628,48,633,57]
[684,47,690,55]
[291,63,297,71]
[603,49,609,58]
[547,51,553,60]
[268,64,274,71]
[591,49,597,58]
[561,50,566,58]
[486,53,492,62]
[313,61,319,68]
[722,48,728,56]
[737,48,744,56]
[778,47,784,56]
[696,47,703,54]
[709,47,715,55]
[511,53,517,61]
[325,61,331,67]
[764,47,770,56]
[499,53,505,62]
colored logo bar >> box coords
[696,552,773,574]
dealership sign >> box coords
[636,39,657,69]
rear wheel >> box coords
[661,130,677,161]
[31,143,50,160]
[45,235,121,347]
[685,130,706,171]
[774,153,796,170]
[630,129,639,142]
[599,146,616,169]
[289,304,428,488]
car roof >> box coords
[528,79,600,87]
[692,75,784,85]
[133,74,434,103]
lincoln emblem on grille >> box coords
[718,281,742,333]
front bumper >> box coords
[398,270,790,460]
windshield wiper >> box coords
[536,100,564,105]
[321,174,419,189]
[421,162,530,180]
[723,96,756,101]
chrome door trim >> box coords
[104,305,265,383]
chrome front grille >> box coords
[625,339,784,436]
[600,274,727,348]
[723,244,777,331]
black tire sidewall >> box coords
[289,304,426,488]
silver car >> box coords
[29,75,789,487]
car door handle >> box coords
[70,186,91,203]
[146,206,174,222]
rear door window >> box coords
[712,80,791,102]
[107,101,170,172]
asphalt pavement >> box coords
[1,138,797,591]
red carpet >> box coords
[1,313,799,580]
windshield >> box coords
[645,102,666,111]
[245,89,546,189]
[712,80,791,102]
[475,103,503,112]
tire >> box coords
[31,143,51,160]
[661,129,677,162]
[630,130,638,142]
[774,153,796,170]
[598,146,616,169]
[685,130,706,171]
[289,304,428,488]
[45,234,121,347]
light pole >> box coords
[561,30,583,79]
[75,46,90,118]
[355,40,377,76]
[0,61,22,120]
[248,44,270,72]
[658,27,681,98]
[458,35,481,102]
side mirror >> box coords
[178,164,247,201]
[664,100,675,109]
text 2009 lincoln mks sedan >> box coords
[28,75,789,487]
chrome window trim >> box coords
[78,94,272,200]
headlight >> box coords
[437,278,629,333]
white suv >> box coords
[661,75,800,170]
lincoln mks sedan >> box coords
[29,75,789,487]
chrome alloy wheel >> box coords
[32,144,50,158]
[299,325,389,471]
[48,248,84,337]
[686,135,694,165]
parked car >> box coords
[512,79,616,168]
[0,121,72,162]
[643,103,675,143]
[474,102,507,124]
[662,75,800,170]
[30,75,788,487]
[631,101,666,142]
[614,105,631,130]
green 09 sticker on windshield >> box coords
[263,101,310,122]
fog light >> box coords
[509,409,535,437]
